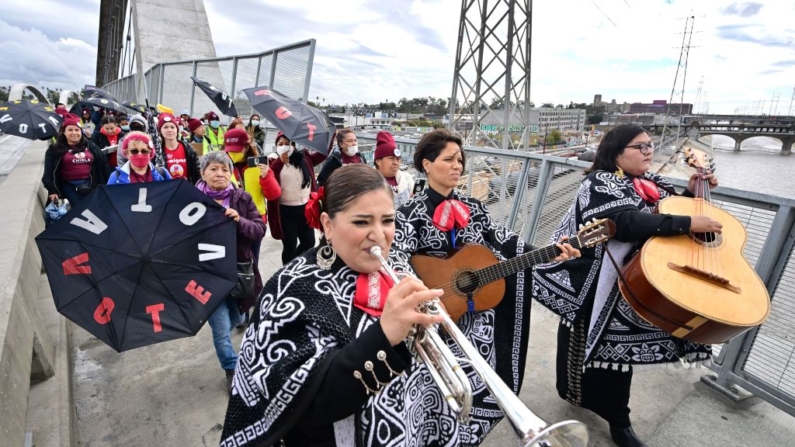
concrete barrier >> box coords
[0,140,56,446]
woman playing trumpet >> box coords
[220,164,578,446]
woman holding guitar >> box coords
[394,128,581,444]
[533,124,721,447]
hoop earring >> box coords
[317,245,337,270]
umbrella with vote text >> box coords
[191,76,238,117]
[0,99,63,140]
[35,180,238,352]
[242,86,336,154]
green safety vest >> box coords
[206,126,226,151]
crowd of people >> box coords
[42,109,721,447]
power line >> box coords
[590,0,619,28]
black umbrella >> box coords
[122,101,148,114]
[78,97,128,115]
[35,180,238,352]
[82,85,116,100]
[242,86,336,154]
[190,76,238,117]
[0,99,63,140]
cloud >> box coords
[771,60,795,67]
[0,19,96,91]
[716,24,795,48]
[722,2,764,17]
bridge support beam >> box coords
[782,137,794,155]
[734,135,745,152]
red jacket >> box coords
[267,149,327,240]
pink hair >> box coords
[121,131,154,159]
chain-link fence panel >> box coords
[272,45,311,101]
[233,57,260,117]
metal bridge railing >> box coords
[101,40,316,120]
[366,134,795,418]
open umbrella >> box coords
[35,180,238,352]
[82,85,117,100]
[122,101,148,114]
[0,99,63,140]
[78,97,128,115]
[242,86,336,154]
[190,76,238,117]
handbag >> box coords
[230,260,255,300]
[74,182,93,197]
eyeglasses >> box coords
[625,142,654,155]
[128,149,151,155]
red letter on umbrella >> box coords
[93,297,115,324]
[253,89,271,97]
[63,252,91,275]
[185,280,211,305]
[146,303,165,333]
[306,123,316,141]
[276,107,292,120]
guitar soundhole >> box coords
[454,270,480,295]
[690,231,722,247]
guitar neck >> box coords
[477,237,584,283]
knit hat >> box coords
[157,113,178,133]
[180,109,190,117]
[374,131,400,160]
[61,113,81,130]
[121,131,155,158]
[207,111,220,121]
[223,128,249,152]
[129,114,148,131]
[188,118,203,133]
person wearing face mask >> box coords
[107,131,172,184]
[317,128,363,187]
[204,111,226,151]
[117,114,130,133]
[246,114,265,150]
[373,131,414,209]
[42,113,110,206]
[80,108,95,137]
[117,114,148,166]
[157,113,201,183]
[92,115,126,168]
[267,132,327,264]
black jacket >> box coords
[316,150,364,187]
[42,139,111,196]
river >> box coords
[699,135,795,200]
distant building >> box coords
[593,94,603,107]
[629,100,692,115]
[476,107,586,133]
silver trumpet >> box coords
[370,246,589,447]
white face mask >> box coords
[276,144,292,156]
[344,145,359,156]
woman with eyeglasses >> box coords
[533,124,721,447]
[108,132,172,184]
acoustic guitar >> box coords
[411,219,616,322]
[619,152,770,344]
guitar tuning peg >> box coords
[579,224,584,230]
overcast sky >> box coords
[0,0,793,114]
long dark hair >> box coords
[279,135,312,189]
[50,128,88,156]
[585,124,648,174]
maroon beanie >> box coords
[61,113,81,130]
[224,128,249,152]
[188,118,203,133]
[157,113,178,133]
[374,131,399,160]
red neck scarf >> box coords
[353,271,395,317]
[632,177,661,203]
[432,199,471,232]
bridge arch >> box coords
[8,84,50,104]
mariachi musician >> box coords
[533,124,721,447]
[393,128,580,445]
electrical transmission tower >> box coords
[448,0,532,150]
[694,76,704,115]
[660,15,695,152]
[769,92,780,116]
[789,87,795,116]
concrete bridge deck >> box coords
[2,138,793,447]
